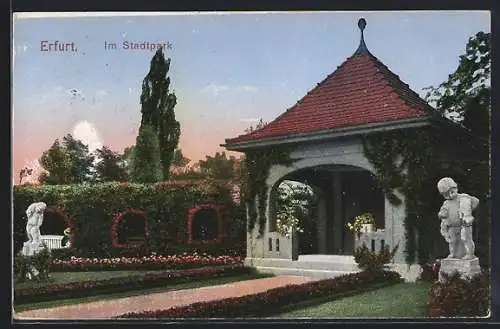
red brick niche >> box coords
[187,204,228,245]
[43,206,76,247]
[111,209,149,249]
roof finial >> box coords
[355,17,368,54]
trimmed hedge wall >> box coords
[13,180,244,258]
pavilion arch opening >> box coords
[269,164,385,256]
[269,179,319,255]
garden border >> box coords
[15,264,248,305]
[270,279,403,317]
[117,270,401,318]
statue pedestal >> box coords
[21,241,45,280]
[439,257,481,282]
[22,241,44,257]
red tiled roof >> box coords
[225,50,437,145]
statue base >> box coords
[438,257,481,282]
[21,241,45,257]
[21,241,46,280]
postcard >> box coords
[12,11,492,321]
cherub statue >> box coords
[437,177,479,260]
[21,202,48,278]
[25,202,47,245]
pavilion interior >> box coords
[269,164,385,256]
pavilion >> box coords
[222,18,476,281]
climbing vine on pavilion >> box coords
[362,128,438,265]
[244,148,293,236]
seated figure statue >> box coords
[437,177,479,260]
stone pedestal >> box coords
[21,241,45,280]
[439,257,481,282]
[22,241,44,257]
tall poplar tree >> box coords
[130,125,162,183]
[139,47,180,180]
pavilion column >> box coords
[332,172,343,253]
[316,195,328,254]
[385,191,407,263]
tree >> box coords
[423,31,490,266]
[122,145,135,175]
[198,152,236,180]
[19,166,33,185]
[236,155,248,205]
[423,31,490,182]
[244,118,268,134]
[129,124,162,183]
[169,148,194,178]
[94,146,128,182]
[62,134,95,183]
[424,31,490,125]
[172,149,190,167]
[140,47,180,180]
[38,140,74,185]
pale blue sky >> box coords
[12,11,490,181]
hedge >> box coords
[117,270,402,318]
[14,264,249,305]
[49,242,246,261]
[428,271,490,317]
[13,180,244,258]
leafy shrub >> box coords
[428,271,490,317]
[117,270,402,318]
[354,243,398,272]
[346,212,375,237]
[417,261,440,283]
[14,247,52,282]
[13,181,241,258]
[14,264,248,304]
[49,248,82,260]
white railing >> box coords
[41,235,68,250]
[354,229,386,253]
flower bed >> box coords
[117,270,402,318]
[428,271,490,317]
[49,253,243,272]
[15,264,248,305]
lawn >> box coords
[273,282,431,318]
[14,271,273,312]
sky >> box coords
[12,11,490,184]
